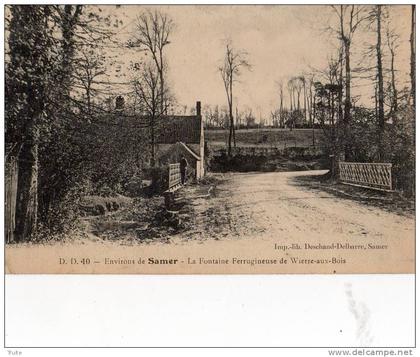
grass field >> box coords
[205,128,323,148]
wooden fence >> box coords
[338,162,393,191]
[168,163,181,191]
[5,156,18,243]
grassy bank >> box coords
[205,128,323,148]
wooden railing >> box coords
[168,163,181,191]
[338,162,393,191]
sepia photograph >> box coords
[4,4,415,274]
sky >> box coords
[101,5,412,119]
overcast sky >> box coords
[105,5,412,118]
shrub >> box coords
[144,166,169,195]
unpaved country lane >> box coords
[213,170,412,242]
[6,170,414,274]
[184,170,414,273]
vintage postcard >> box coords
[4,5,415,274]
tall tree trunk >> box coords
[228,118,232,156]
[376,5,385,160]
[410,5,416,108]
[338,46,343,127]
[312,91,316,146]
[228,74,234,155]
[150,114,156,167]
[375,83,378,121]
[86,82,92,115]
[280,91,283,127]
[61,5,82,97]
[390,49,398,117]
[8,6,52,241]
[343,39,351,160]
[231,113,235,147]
[303,81,307,124]
[231,83,236,147]
[159,50,165,114]
[330,91,338,178]
[297,90,301,111]
[15,124,39,242]
[292,88,296,111]
[289,91,293,111]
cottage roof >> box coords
[156,115,201,144]
[98,112,202,145]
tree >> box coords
[133,61,172,166]
[219,43,251,156]
[73,46,107,115]
[287,79,295,112]
[385,23,399,119]
[7,5,125,240]
[37,5,119,231]
[131,9,174,114]
[331,5,367,159]
[244,108,256,128]
[213,105,223,128]
[58,5,83,96]
[304,74,317,144]
[295,77,303,113]
[300,76,307,123]
[369,5,385,160]
[410,5,415,108]
[313,54,343,178]
[276,80,285,127]
[6,6,57,241]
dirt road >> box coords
[6,170,415,274]
[188,170,414,243]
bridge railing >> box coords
[338,162,393,191]
[168,163,181,191]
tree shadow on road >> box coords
[293,173,414,217]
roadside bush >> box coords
[36,110,150,237]
[143,166,169,195]
[384,106,415,196]
[348,105,415,196]
[123,175,146,197]
[318,104,414,197]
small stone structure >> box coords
[156,101,205,180]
